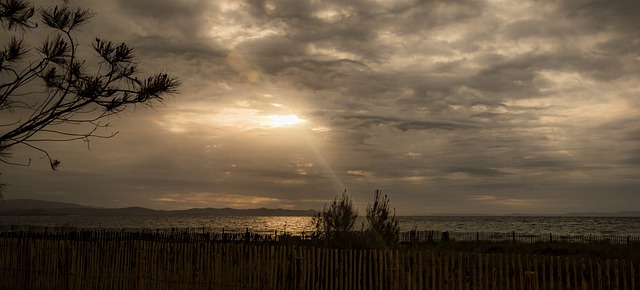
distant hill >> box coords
[3,199,638,217]
[0,199,316,216]
[0,199,93,210]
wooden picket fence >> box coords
[5,225,640,246]
[1,233,639,290]
[401,231,640,245]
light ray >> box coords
[305,135,346,194]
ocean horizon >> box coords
[3,215,640,237]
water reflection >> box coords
[2,215,640,236]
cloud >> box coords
[4,0,640,215]
[116,0,215,36]
[447,167,509,177]
[469,195,543,207]
[342,114,477,131]
[151,192,285,209]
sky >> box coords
[2,0,640,215]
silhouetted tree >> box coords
[312,190,358,247]
[366,189,400,248]
[0,0,179,178]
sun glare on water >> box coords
[264,115,306,127]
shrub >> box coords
[365,190,400,248]
[312,190,358,247]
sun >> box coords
[264,115,306,127]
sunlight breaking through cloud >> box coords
[5,0,640,215]
[263,115,306,128]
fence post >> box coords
[540,255,546,290]
[524,270,535,290]
[597,259,603,290]
[549,255,554,290]
[614,259,620,290]
[499,253,504,290]
[630,261,635,290]
[23,236,31,290]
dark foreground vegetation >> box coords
[3,225,640,261]
[1,228,640,290]
[412,239,640,261]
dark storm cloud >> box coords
[502,19,575,41]
[446,166,508,177]
[596,117,640,139]
[243,0,487,63]
[236,37,312,75]
[131,36,228,59]
[469,70,543,99]
[116,0,215,32]
[561,1,640,32]
[466,51,627,98]
[108,0,231,75]
[341,115,477,131]
[240,1,385,62]
[508,1,640,79]
[280,59,373,91]
[622,150,640,167]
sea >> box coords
[1,215,640,236]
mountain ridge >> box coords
[2,199,640,217]
[0,199,316,216]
